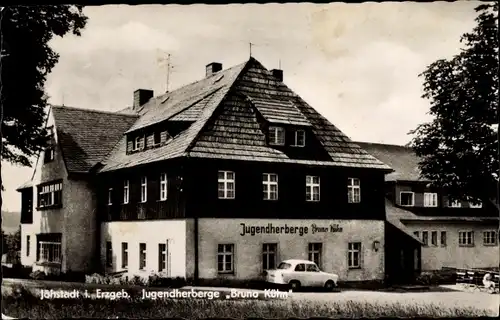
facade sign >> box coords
[239,223,343,236]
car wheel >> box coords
[324,280,336,291]
[289,280,301,292]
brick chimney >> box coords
[206,62,223,77]
[133,89,154,110]
[271,69,283,82]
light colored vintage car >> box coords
[265,259,339,291]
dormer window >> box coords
[292,130,306,147]
[154,132,161,146]
[269,126,285,146]
[133,136,144,151]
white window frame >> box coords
[483,231,498,246]
[134,135,144,151]
[262,243,278,271]
[422,231,429,246]
[306,175,320,202]
[38,182,62,208]
[139,243,147,270]
[308,243,322,268]
[160,173,168,201]
[347,242,361,269]
[217,244,234,274]
[458,231,474,247]
[158,243,168,272]
[38,241,62,264]
[121,242,128,269]
[347,178,361,203]
[292,130,305,147]
[140,176,147,203]
[423,193,438,207]
[431,231,438,247]
[262,173,278,201]
[469,201,482,208]
[218,171,235,199]
[269,126,285,146]
[108,188,113,205]
[123,180,129,204]
[440,231,447,247]
[448,199,462,208]
[399,191,415,207]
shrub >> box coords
[29,270,46,280]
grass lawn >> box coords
[2,285,494,319]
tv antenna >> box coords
[249,42,254,57]
[157,51,173,93]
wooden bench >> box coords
[455,268,499,293]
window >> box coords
[263,173,278,200]
[217,244,234,273]
[440,231,447,247]
[448,199,461,208]
[431,231,438,247]
[400,192,414,206]
[424,193,438,207]
[413,231,420,239]
[306,176,320,202]
[106,241,112,267]
[121,242,128,269]
[160,173,168,201]
[293,130,305,147]
[262,243,277,270]
[158,243,167,272]
[133,136,145,151]
[139,243,147,270]
[37,239,61,264]
[469,201,482,208]
[295,263,306,271]
[483,231,498,246]
[308,243,322,268]
[218,171,235,199]
[306,264,320,272]
[140,176,147,203]
[269,126,285,146]
[153,132,161,146]
[422,231,429,246]
[347,178,361,203]
[108,188,113,205]
[26,236,30,256]
[348,242,361,268]
[458,231,474,246]
[43,147,55,163]
[37,181,62,208]
[123,180,129,204]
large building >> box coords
[17,57,426,285]
[357,142,499,272]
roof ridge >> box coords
[355,141,411,148]
[51,104,139,118]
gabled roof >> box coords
[99,57,391,172]
[355,142,424,182]
[51,105,139,173]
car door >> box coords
[306,263,323,286]
[293,263,307,285]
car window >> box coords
[294,263,306,272]
[306,264,320,272]
[277,262,291,270]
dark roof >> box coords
[355,142,423,181]
[386,199,498,223]
[51,106,139,173]
[99,58,391,172]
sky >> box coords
[1,2,481,212]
